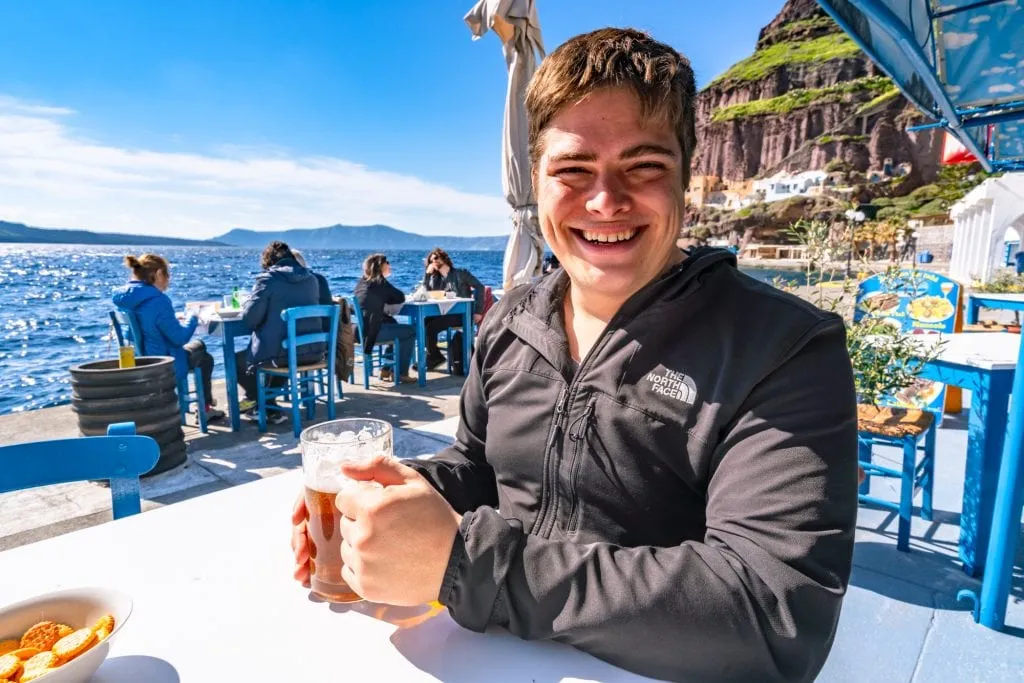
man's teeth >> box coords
[581,228,638,243]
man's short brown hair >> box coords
[525,28,697,190]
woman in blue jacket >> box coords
[112,254,224,422]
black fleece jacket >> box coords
[408,248,859,682]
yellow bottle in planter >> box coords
[118,345,136,369]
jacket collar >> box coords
[503,247,736,373]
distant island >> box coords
[0,221,226,247]
[214,224,508,251]
[0,220,509,251]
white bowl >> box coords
[0,587,131,683]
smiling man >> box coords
[291,28,858,683]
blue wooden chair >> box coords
[857,406,937,552]
[350,298,401,389]
[111,309,208,433]
[0,422,160,519]
[256,304,341,438]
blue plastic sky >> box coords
[0,0,781,237]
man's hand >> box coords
[336,456,461,606]
[473,313,483,325]
[290,493,310,585]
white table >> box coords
[0,470,654,682]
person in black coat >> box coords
[420,247,484,369]
[354,254,415,382]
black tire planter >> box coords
[69,356,186,476]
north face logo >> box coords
[643,367,697,405]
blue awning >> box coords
[816,0,1024,172]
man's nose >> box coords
[585,172,632,217]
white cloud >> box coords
[0,96,512,239]
[0,95,75,117]
[1001,53,1018,60]
[944,32,979,49]
[981,66,1012,76]
[968,14,991,24]
[988,83,1016,93]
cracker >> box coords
[0,640,18,656]
[7,647,40,659]
[57,624,74,638]
[92,614,115,637]
[20,621,63,651]
[52,628,96,664]
[0,653,21,680]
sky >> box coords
[0,0,782,239]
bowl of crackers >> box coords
[0,587,131,682]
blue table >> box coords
[206,315,251,432]
[916,333,1018,577]
[965,293,1024,324]
[398,298,475,387]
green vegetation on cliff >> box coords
[711,76,892,122]
[708,32,862,87]
[856,87,901,114]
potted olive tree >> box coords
[776,220,943,435]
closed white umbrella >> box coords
[465,0,546,290]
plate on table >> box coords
[0,587,131,682]
[216,309,243,320]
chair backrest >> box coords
[112,308,146,354]
[349,297,367,344]
[0,422,160,519]
[281,304,340,373]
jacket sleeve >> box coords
[438,319,859,683]
[317,274,332,305]
[406,316,498,514]
[153,296,198,347]
[461,269,485,314]
[243,274,270,330]
[382,280,406,305]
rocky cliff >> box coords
[692,0,942,186]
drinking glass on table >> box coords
[300,418,393,603]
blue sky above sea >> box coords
[0,0,781,239]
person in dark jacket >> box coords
[237,241,322,424]
[417,247,485,369]
[112,254,224,422]
[290,29,857,683]
[353,253,415,383]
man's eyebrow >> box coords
[548,151,597,163]
[620,143,678,159]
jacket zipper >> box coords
[531,386,570,536]
[528,255,715,538]
[564,401,595,534]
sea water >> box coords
[0,243,799,415]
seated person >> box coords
[353,254,415,383]
[291,28,857,683]
[418,247,484,370]
[236,241,323,424]
[113,254,224,422]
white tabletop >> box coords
[402,297,474,305]
[0,470,653,682]
[918,332,1021,371]
[969,292,1024,302]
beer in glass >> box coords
[300,418,393,603]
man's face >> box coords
[535,87,686,305]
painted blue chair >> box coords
[111,309,208,433]
[0,422,160,519]
[857,407,937,552]
[350,298,401,389]
[256,304,340,438]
